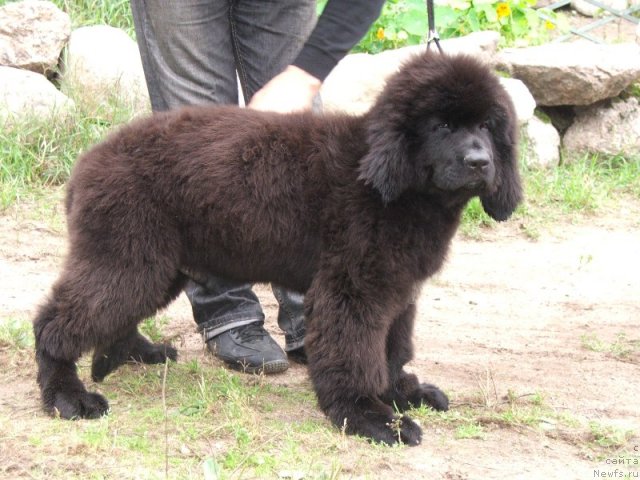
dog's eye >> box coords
[434,122,450,131]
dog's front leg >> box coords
[382,303,449,413]
[304,280,422,446]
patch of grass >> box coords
[410,386,637,457]
[0,105,131,210]
[527,154,640,209]
[48,0,136,36]
[459,153,640,237]
[588,421,635,450]
[0,317,34,350]
[455,422,486,440]
[460,197,495,238]
[65,360,363,478]
[139,315,171,343]
[581,332,640,362]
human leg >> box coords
[272,286,306,363]
[131,0,290,373]
[229,0,316,360]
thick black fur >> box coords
[33,52,521,445]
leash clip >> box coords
[426,0,444,53]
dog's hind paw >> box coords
[130,341,178,365]
[409,383,449,411]
[45,389,109,420]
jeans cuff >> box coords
[199,317,264,342]
[284,332,305,352]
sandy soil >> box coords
[1,196,639,479]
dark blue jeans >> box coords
[130,0,315,351]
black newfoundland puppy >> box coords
[34,52,521,446]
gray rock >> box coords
[0,0,71,76]
[60,25,150,116]
[321,31,500,115]
[497,42,640,106]
[522,116,561,168]
[563,97,640,156]
[0,65,74,125]
[500,77,536,125]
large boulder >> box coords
[60,25,150,116]
[563,97,640,156]
[321,31,500,115]
[0,66,75,125]
[0,0,71,76]
[497,42,640,106]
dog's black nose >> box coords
[463,151,491,171]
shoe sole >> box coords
[227,359,289,375]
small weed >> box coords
[0,317,34,350]
[588,421,635,450]
[455,423,486,440]
[460,197,496,238]
[581,332,640,361]
[139,315,171,343]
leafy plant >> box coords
[436,0,560,47]
[345,0,562,53]
[352,0,431,53]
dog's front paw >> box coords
[44,389,109,420]
[381,415,423,446]
[327,396,423,446]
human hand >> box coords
[248,65,321,113]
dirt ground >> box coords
[1,195,639,479]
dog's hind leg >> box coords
[91,273,186,382]
[91,328,178,382]
[34,287,109,419]
[381,303,449,413]
[34,251,183,419]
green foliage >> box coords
[49,0,135,36]
[581,332,640,360]
[0,317,34,350]
[0,101,134,209]
[352,0,432,53]
[139,315,171,343]
[588,421,635,449]
[455,422,486,439]
[436,0,560,47]
[347,0,561,53]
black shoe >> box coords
[207,322,289,374]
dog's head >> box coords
[358,52,522,221]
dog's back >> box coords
[65,105,368,291]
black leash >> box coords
[426,0,444,53]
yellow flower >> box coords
[376,27,385,40]
[496,2,511,18]
[545,19,556,30]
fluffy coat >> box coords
[34,52,522,445]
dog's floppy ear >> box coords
[358,112,414,204]
[481,99,523,221]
